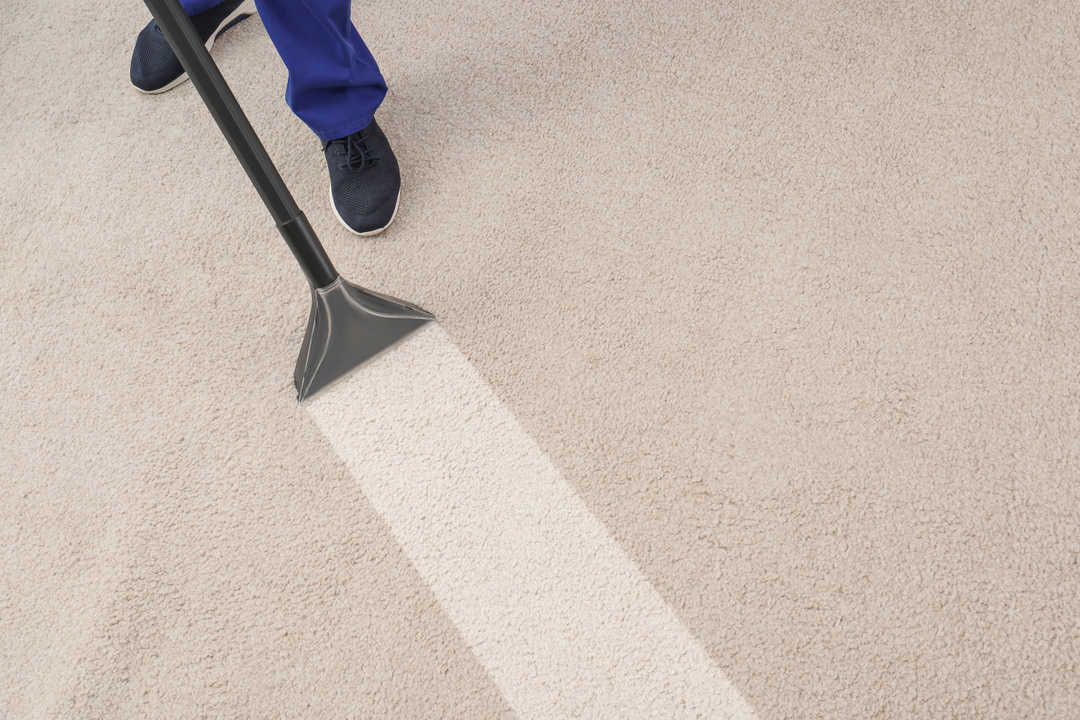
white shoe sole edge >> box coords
[131,1,255,95]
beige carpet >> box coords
[2,0,1079,717]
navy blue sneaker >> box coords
[323,119,402,236]
[130,0,254,94]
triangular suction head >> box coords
[294,278,434,401]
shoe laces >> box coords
[328,129,379,170]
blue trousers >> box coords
[182,0,386,141]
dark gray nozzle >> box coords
[294,279,434,401]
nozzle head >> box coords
[294,277,434,401]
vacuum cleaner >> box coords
[142,0,434,401]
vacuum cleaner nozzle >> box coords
[294,278,434,401]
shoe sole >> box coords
[329,182,402,237]
[131,2,254,95]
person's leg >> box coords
[252,0,386,142]
[180,0,227,13]
[255,0,401,236]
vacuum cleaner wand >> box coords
[143,0,434,400]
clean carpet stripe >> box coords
[306,325,755,720]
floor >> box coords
[2,1,1078,717]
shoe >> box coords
[323,119,402,237]
[130,0,254,94]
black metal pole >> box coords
[143,0,338,288]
